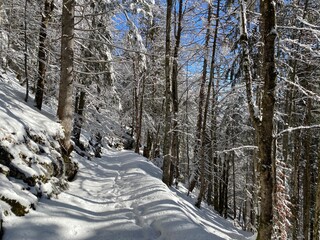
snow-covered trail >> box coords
[4,150,253,240]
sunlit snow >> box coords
[4,150,254,240]
[0,71,254,240]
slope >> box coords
[0,71,69,218]
[0,70,254,240]
[3,149,254,240]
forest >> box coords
[0,0,319,239]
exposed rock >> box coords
[0,164,9,176]
[62,154,78,182]
[122,134,135,150]
[0,196,28,217]
[0,146,13,166]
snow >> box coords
[0,71,254,239]
[269,27,277,37]
[0,174,37,210]
[0,72,65,200]
[3,149,253,240]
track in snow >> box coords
[3,150,253,240]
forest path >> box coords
[3,150,254,240]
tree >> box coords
[188,0,212,194]
[72,0,115,155]
[162,0,173,186]
[23,0,28,102]
[57,0,77,180]
[35,0,54,110]
[170,0,184,184]
[241,0,277,238]
[195,0,221,209]
[0,0,4,68]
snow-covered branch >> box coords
[280,76,320,102]
[276,125,320,138]
[216,145,258,154]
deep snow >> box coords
[4,149,254,240]
[0,70,254,240]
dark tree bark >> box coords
[292,127,302,240]
[35,0,54,110]
[143,130,152,159]
[241,0,277,238]
[135,72,146,155]
[303,96,312,240]
[256,1,277,238]
[73,90,86,148]
[314,144,320,239]
[162,0,173,186]
[218,153,229,217]
[232,151,236,220]
[170,0,183,185]
[24,0,28,102]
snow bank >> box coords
[3,149,254,239]
[0,72,67,216]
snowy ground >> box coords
[0,70,254,239]
[3,149,254,240]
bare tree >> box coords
[170,0,183,184]
[195,0,220,209]
[35,0,54,110]
[162,0,173,186]
[188,1,212,194]
[24,0,28,102]
[241,0,277,238]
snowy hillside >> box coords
[0,71,71,218]
[0,72,254,239]
[4,150,254,240]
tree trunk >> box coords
[207,147,213,205]
[134,57,146,155]
[24,0,28,102]
[241,0,277,238]
[232,151,236,220]
[152,123,161,159]
[188,2,211,193]
[208,0,220,208]
[131,85,135,138]
[223,154,230,218]
[251,146,258,229]
[0,0,3,25]
[303,99,312,240]
[313,144,320,240]
[257,1,277,238]
[73,90,86,148]
[185,62,190,181]
[292,127,302,240]
[207,90,217,206]
[289,1,310,237]
[195,0,220,208]
[143,130,152,159]
[170,0,183,185]
[162,0,173,186]
[243,157,251,230]
[35,0,54,110]
[135,73,146,155]
[57,0,75,155]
